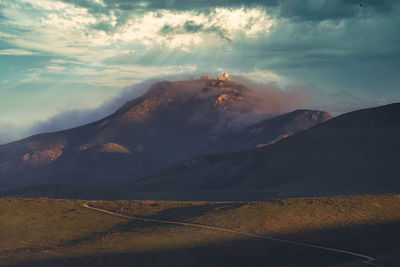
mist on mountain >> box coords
[5,75,310,145]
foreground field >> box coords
[1,195,400,266]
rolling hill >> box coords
[125,103,400,197]
[0,78,329,190]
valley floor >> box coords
[1,195,400,266]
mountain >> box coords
[125,103,400,197]
[221,109,331,151]
[0,78,329,190]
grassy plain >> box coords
[1,195,400,266]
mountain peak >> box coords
[114,77,257,125]
[0,77,331,189]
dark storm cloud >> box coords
[90,21,115,32]
[59,0,108,14]
[160,21,231,41]
[60,0,398,20]
[96,0,278,12]
[278,0,398,21]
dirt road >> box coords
[82,203,381,267]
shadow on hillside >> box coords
[121,191,281,201]
[277,219,400,258]
[6,236,358,267]
[0,188,282,201]
[5,220,400,267]
[143,202,245,221]
[64,202,244,246]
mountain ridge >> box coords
[124,102,400,197]
[0,78,330,190]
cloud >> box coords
[58,0,278,13]
[111,8,275,51]
[0,120,29,145]
[0,2,275,61]
[58,0,399,21]
[235,77,310,114]
[228,69,284,84]
[18,61,197,87]
[0,49,38,55]
[160,21,231,41]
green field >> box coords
[1,195,400,266]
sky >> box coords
[0,0,399,143]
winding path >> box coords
[82,203,381,266]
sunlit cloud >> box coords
[114,8,275,51]
[226,68,284,84]
[1,1,275,61]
